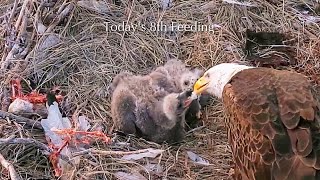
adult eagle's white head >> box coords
[193,63,253,98]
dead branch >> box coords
[15,0,30,30]
[1,3,30,70]
[1,43,19,69]
[17,15,27,39]
[72,100,88,129]
[56,0,68,15]
[8,0,19,24]
[1,87,10,112]
[0,137,50,151]
[73,148,155,157]
[34,3,46,35]
[0,137,73,165]
[0,110,43,130]
[46,3,74,33]
[0,153,21,180]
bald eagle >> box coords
[193,63,320,180]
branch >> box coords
[8,0,19,24]
[73,148,155,157]
[1,87,11,112]
[15,0,30,30]
[0,110,43,130]
[0,137,50,151]
[0,153,21,180]
[0,137,73,165]
[1,10,29,70]
[46,3,74,33]
[56,0,68,15]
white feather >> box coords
[204,63,254,98]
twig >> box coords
[15,0,30,30]
[17,14,27,40]
[0,137,73,165]
[1,10,29,70]
[8,0,19,24]
[1,43,19,69]
[73,148,157,157]
[0,110,43,130]
[1,87,11,112]
[45,4,74,33]
[0,137,50,151]
[0,153,21,180]
[187,125,205,134]
[34,3,46,35]
[56,0,68,15]
[71,100,88,129]
[13,121,24,138]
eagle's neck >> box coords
[215,66,254,98]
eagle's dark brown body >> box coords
[222,68,320,180]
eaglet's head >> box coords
[179,68,203,91]
[162,90,195,122]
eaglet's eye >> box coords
[184,81,189,86]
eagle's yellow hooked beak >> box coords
[193,76,209,95]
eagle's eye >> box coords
[184,81,189,86]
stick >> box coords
[56,0,68,15]
[0,137,73,165]
[17,14,28,40]
[1,10,29,70]
[1,87,11,112]
[15,0,30,30]
[0,153,21,180]
[0,110,43,130]
[71,100,88,129]
[0,0,21,68]
[0,137,50,151]
[45,4,74,33]
[8,0,19,24]
[73,148,156,157]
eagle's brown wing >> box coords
[222,68,320,180]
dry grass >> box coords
[0,0,319,179]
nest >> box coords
[0,0,319,179]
